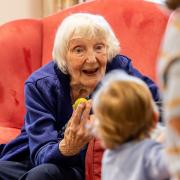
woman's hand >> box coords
[59,100,93,156]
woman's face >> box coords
[66,36,108,89]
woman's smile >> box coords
[82,67,99,76]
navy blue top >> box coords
[0,55,160,168]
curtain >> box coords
[43,0,83,17]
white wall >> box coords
[145,0,165,4]
[0,0,43,25]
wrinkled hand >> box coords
[59,100,93,156]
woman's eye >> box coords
[73,47,84,54]
[95,44,106,52]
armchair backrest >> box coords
[0,0,169,143]
[0,20,42,142]
[42,0,170,80]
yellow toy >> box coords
[73,98,88,110]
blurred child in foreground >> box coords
[92,71,170,180]
[158,0,180,179]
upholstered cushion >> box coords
[0,20,42,143]
[86,138,104,180]
[0,127,20,144]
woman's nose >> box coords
[86,51,97,63]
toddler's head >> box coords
[92,71,158,149]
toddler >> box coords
[92,71,170,180]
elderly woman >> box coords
[0,13,159,180]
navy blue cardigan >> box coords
[0,55,160,168]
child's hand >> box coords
[156,132,166,143]
[151,123,166,143]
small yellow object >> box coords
[73,98,88,110]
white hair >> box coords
[52,13,120,74]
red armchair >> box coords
[0,0,170,179]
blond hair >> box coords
[93,71,158,149]
[52,13,120,74]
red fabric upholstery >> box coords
[86,138,104,180]
[0,20,42,143]
[0,0,170,179]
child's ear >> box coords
[153,111,159,127]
